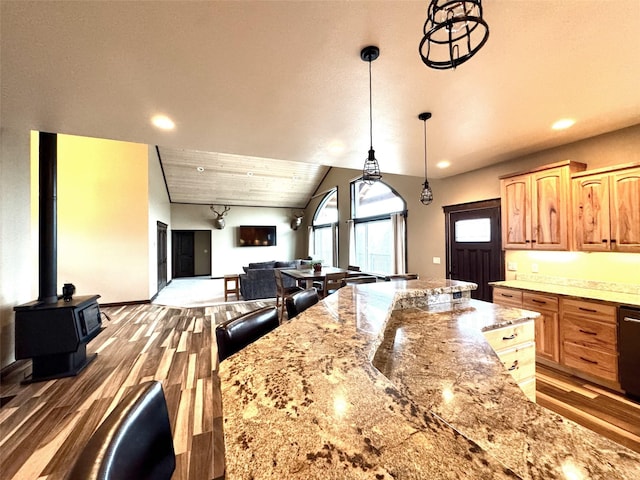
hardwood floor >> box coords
[1,301,638,480]
[535,363,640,453]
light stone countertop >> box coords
[490,279,640,307]
[219,279,640,479]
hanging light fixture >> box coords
[361,45,382,184]
[419,112,433,205]
[419,0,489,70]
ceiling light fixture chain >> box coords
[361,45,382,185]
[419,112,434,205]
[419,0,489,70]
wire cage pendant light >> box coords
[419,0,489,70]
[361,46,382,185]
[419,112,434,205]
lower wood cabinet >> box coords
[523,292,559,362]
[559,298,618,382]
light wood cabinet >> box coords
[501,161,586,250]
[560,298,618,383]
[492,287,560,363]
[573,165,640,252]
[523,292,559,363]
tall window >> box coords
[311,189,338,266]
[351,180,406,275]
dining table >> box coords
[280,266,361,288]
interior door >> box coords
[157,222,168,291]
[172,231,195,278]
[444,199,504,302]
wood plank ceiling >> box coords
[158,146,330,208]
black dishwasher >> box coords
[619,305,640,400]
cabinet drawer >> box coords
[484,321,535,351]
[523,292,558,311]
[496,342,536,383]
[561,315,617,352]
[562,341,618,382]
[561,298,616,323]
[518,376,536,402]
[492,287,523,308]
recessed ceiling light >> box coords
[436,160,450,169]
[551,118,575,130]
[327,140,345,156]
[196,166,205,173]
[151,114,175,130]
[247,172,254,177]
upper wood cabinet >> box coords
[573,165,640,253]
[501,161,586,250]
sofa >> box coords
[239,260,309,300]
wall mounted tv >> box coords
[238,225,277,247]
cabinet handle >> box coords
[501,293,514,298]
[579,356,598,365]
[508,360,519,371]
[578,329,597,336]
[502,334,517,340]
[611,239,617,243]
[602,239,608,243]
[532,299,546,305]
[579,307,597,313]
[525,240,531,243]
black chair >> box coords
[385,273,419,281]
[285,288,319,319]
[343,275,378,286]
[216,306,279,362]
[347,265,361,272]
[65,381,175,480]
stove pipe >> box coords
[38,132,58,304]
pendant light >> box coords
[361,46,382,184]
[419,0,489,70]
[419,112,433,205]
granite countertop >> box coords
[219,279,640,479]
[490,277,640,307]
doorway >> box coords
[172,230,212,278]
[444,199,504,302]
[157,222,168,291]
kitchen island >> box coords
[219,279,640,479]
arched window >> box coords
[350,180,407,275]
[311,189,338,266]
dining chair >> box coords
[65,381,175,480]
[285,288,319,319]
[318,272,348,298]
[274,269,302,321]
[347,265,361,272]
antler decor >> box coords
[290,210,304,231]
[210,205,230,230]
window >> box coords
[351,180,406,275]
[454,218,491,242]
[311,189,338,266]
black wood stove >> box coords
[13,132,103,383]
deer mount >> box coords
[210,205,230,230]
[290,211,304,231]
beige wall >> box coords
[306,124,640,283]
[55,134,151,303]
[170,204,301,277]
[148,146,172,296]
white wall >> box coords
[148,146,172,297]
[170,204,301,277]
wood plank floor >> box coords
[1,300,638,480]
[536,363,640,453]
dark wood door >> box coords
[157,222,168,291]
[444,199,504,302]
[172,231,195,278]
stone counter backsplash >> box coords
[515,273,640,295]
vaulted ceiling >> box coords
[2,1,639,208]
